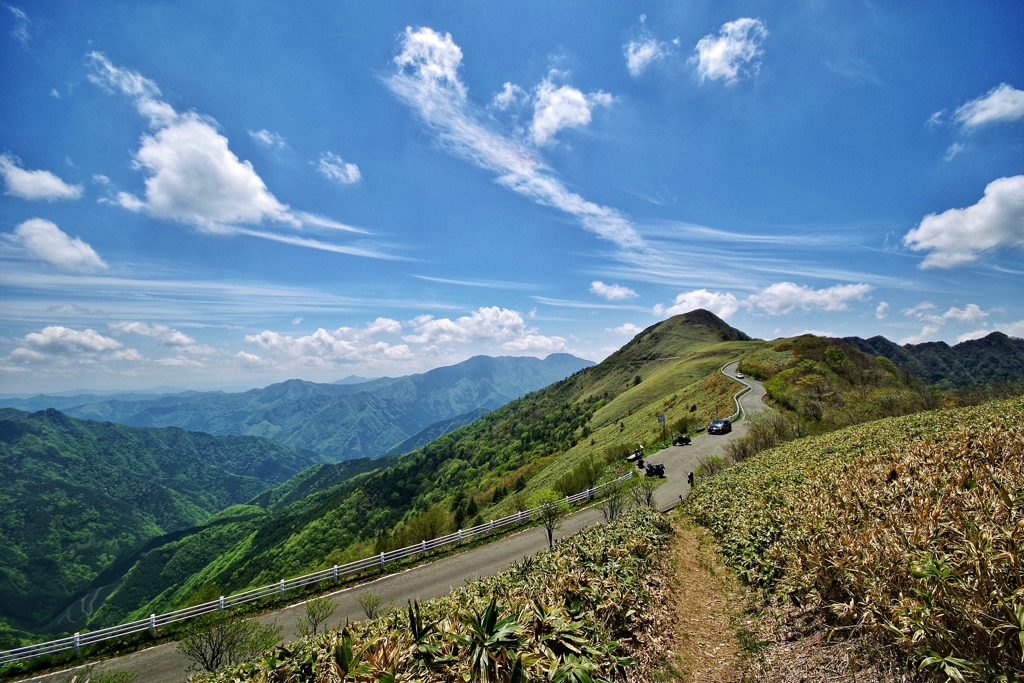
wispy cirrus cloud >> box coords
[386,26,645,251]
[690,18,768,85]
[318,151,361,184]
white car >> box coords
[736,372,744,379]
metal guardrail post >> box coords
[279,580,284,599]
[73,633,79,657]
[218,596,225,611]
[420,540,426,557]
[488,520,495,534]
[149,614,156,637]
[380,552,385,569]
[333,565,339,585]
[457,529,462,543]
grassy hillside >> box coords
[0,408,323,638]
[738,334,932,434]
[683,396,1024,680]
[82,311,762,628]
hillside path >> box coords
[19,362,765,683]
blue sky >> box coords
[1,1,1022,393]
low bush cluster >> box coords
[685,397,1024,681]
[188,508,672,682]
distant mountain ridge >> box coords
[842,331,1024,389]
[4,354,594,462]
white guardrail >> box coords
[0,471,635,665]
[721,361,752,422]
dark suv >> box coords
[707,419,732,435]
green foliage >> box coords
[684,396,1024,680]
[530,490,570,549]
[296,596,337,638]
[0,408,306,631]
[188,508,671,682]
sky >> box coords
[1,1,1022,394]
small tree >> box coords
[297,595,337,638]
[531,489,569,549]
[358,592,384,620]
[599,482,627,522]
[629,476,658,508]
[176,614,281,673]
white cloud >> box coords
[899,325,941,345]
[245,317,410,364]
[117,115,295,230]
[490,82,528,111]
[403,306,527,344]
[530,71,612,146]
[954,83,1024,128]
[608,323,643,336]
[690,18,768,85]
[236,350,269,368]
[590,280,638,301]
[109,321,213,354]
[944,142,967,161]
[5,325,142,365]
[10,218,107,272]
[387,26,645,250]
[656,288,742,319]
[318,152,362,184]
[875,301,890,320]
[8,5,29,45]
[926,110,945,128]
[86,52,388,257]
[502,334,567,353]
[958,319,1024,343]
[657,282,870,320]
[249,129,286,148]
[940,304,988,324]
[903,175,1024,268]
[154,356,205,368]
[748,282,871,315]
[0,154,84,201]
[625,37,671,77]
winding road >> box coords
[19,362,766,683]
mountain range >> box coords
[0,354,593,462]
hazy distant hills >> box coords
[4,354,594,462]
[843,331,1024,390]
[0,408,324,631]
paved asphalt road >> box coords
[19,362,765,683]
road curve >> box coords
[19,362,766,683]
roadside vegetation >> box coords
[186,507,673,682]
[683,396,1024,681]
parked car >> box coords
[736,372,744,379]
[707,419,732,435]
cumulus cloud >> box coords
[957,319,1024,343]
[530,72,612,146]
[245,318,410,364]
[387,26,645,250]
[900,302,995,344]
[249,129,286,148]
[0,154,83,201]
[403,307,527,344]
[108,321,213,354]
[86,52,387,257]
[655,282,871,319]
[875,301,890,320]
[655,289,742,319]
[690,18,768,85]
[608,323,643,336]
[903,175,1024,268]
[318,152,362,184]
[748,282,871,315]
[9,218,106,272]
[6,325,142,365]
[502,333,567,353]
[590,281,638,301]
[954,83,1024,128]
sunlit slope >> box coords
[684,396,1024,679]
[87,310,762,626]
